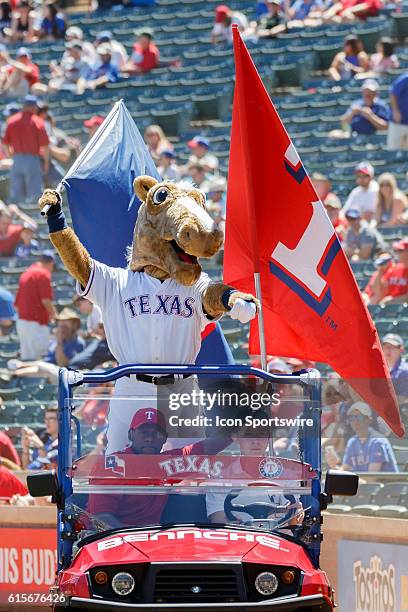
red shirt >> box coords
[131,42,160,73]
[3,111,49,156]
[15,262,53,325]
[381,263,408,298]
[0,224,23,256]
[0,466,28,500]
[0,432,21,467]
[6,61,40,88]
[340,0,381,17]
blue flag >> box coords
[61,100,234,365]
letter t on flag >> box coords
[224,26,404,436]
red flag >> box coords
[224,26,404,437]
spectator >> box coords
[187,136,219,173]
[0,205,37,256]
[0,2,11,39]
[362,253,393,305]
[78,44,119,91]
[124,28,159,75]
[343,208,386,261]
[342,402,398,472]
[14,251,56,360]
[64,25,96,66]
[73,295,102,337]
[321,378,347,456]
[0,287,16,335]
[211,4,250,44]
[287,0,323,24]
[2,95,49,203]
[379,238,408,304]
[382,333,408,402]
[329,35,369,81]
[186,163,211,193]
[310,174,346,239]
[68,323,114,370]
[157,150,180,182]
[374,172,408,227]
[342,162,378,222]
[256,0,286,38]
[21,407,58,469]
[0,430,20,466]
[0,47,40,97]
[37,105,74,185]
[44,308,85,366]
[206,176,227,232]
[323,0,381,22]
[3,0,35,43]
[14,222,39,258]
[144,124,172,164]
[341,79,390,135]
[48,40,91,93]
[94,30,127,71]
[0,465,27,501]
[83,115,104,139]
[388,71,408,151]
[36,2,65,40]
[370,37,399,76]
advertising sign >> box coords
[0,528,56,605]
[338,539,408,612]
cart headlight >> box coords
[111,572,135,596]
[255,571,279,596]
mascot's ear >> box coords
[134,175,159,202]
[188,187,206,208]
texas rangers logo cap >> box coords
[129,408,167,433]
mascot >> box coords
[39,176,259,453]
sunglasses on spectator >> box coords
[380,182,392,187]
[45,416,57,421]
[348,414,366,421]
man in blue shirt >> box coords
[342,79,391,135]
[44,307,85,365]
[382,333,408,402]
[342,402,398,472]
[78,44,119,93]
[288,0,322,21]
[0,287,16,336]
[388,71,408,151]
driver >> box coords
[206,410,303,527]
[88,407,231,527]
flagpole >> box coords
[254,272,267,372]
[40,99,123,216]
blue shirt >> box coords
[390,72,408,125]
[350,98,391,134]
[14,239,39,258]
[391,357,408,398]
[291,0,321,19]
[44,335,86,365]
[87,62,119,83]
[40,15,66,38]
[343,428,398,472]
[0,288,16,321]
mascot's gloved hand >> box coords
[225,291,259,324]
[38,189,67,233]
[229,299,257,324]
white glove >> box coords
[229,298,257,324]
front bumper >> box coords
[69,594,332,611]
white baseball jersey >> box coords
[77,260,216,454]
[77,259,216,365]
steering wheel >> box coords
[224,491,299,527]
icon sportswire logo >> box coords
[269,143,341,316]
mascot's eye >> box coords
[152,188,169,205]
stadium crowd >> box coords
[0,0,407,507]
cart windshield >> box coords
[65,370,320,545]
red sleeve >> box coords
[37,273,53,301]
[0,434,21,467]
[0,467,28,498]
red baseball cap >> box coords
[215,4,229,21]
[392,238,408,251]
[83,115,104,128]
[129,408,167,433]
